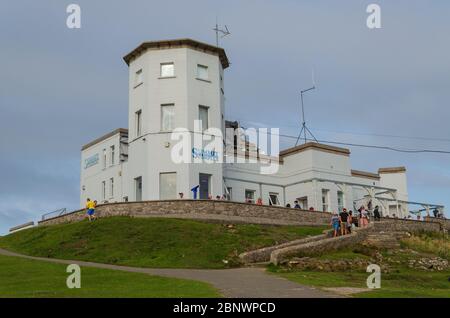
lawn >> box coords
[0,217,326,269]
[0,254,220,298]
[269,236,450,298]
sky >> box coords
[1,0,449,235]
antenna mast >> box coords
[295,69,318,146]
[213,18,231,47]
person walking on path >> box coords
[339,208,349,235]
[331,212,340,237]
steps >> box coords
[362,231,409,249]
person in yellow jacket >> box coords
[85,198,97,221]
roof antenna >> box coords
[213,17,231,47]
[295,68,318,146]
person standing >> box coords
[85,198,96,221]
[331,212,340,237]
[339,208,349,235]
[294,201,301,209]
[360,206,369,227]
[347,211,353,234]
[373,206,381,221]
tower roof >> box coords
[123,38,230,69]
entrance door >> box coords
[135,177,142,201]
[199,173,211,199]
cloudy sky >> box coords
[1,0,449,234]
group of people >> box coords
[330,206,372,237]
[85,198,97,221]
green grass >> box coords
[0,217,326,269]
[0,254,220,298]
[270,269,450,298]
[268,239,450,298]
[400,232,449,260]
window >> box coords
[337,191,344,212]
[245,189,256,203]
[197,64,208,80]
[226,187,232,201]
[101,181,106,201]
[160,172,177,200]
[110,145,115,166]
[135,177,142,201]
[102,149,107,169]
[135,69,143,86]
[199,106,209,131]
[160,63,174,77]
[161,104,175,131]
[135,110,142,137]
[269,193,280,206]
[322,189,329,212]
[110,178,114,198]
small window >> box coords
[160,63,174,77]
[199,105,209,131]
[160,172,177,200]
[161,104,175,131]
[110,178,114,197]
[135,110,142,137]
[245,189,256,203]
[269,193,280,206]
[197,64,208,80]
[102,149,107,169]
[135,69,143,86]
[110,145,115,166]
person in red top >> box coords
[256,198,263,205]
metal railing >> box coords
[41,208,68,221]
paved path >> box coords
[0,248,340,298]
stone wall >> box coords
[270,225,374,265]
[376,218,442,233]
[38,200,331,226]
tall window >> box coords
[199,106,209,131]
[226,187,232,201]
[245,189,256,203]
[102,149,107,169]
[110,178,114,197]
[160,172,177,200]
[161,104,175,131]
[110,145,115,166]
[101,181,106,201]
[160,63,174,77]
[322,189,329,212]
[135,110,142,137]
[197,64,208,80]
[135,69,143,86]
[337,191,345,212]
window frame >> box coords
[196,64,209,81]
[160,62,175,78]
[198,105,209,131]
[160,104,175,132]
[135,109,142,137]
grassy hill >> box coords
[0,217,326,269]
[0,254,220,298]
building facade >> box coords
[80,39,443,218]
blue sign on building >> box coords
[192,147,219,161]
[84,153,99,169]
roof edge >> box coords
[81,128,128,151]
[280,142,351,158]
[123,38,230,69]
[378,166,407,174]
[351,169,380,180]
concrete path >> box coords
[0,248,339,298]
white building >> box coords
[80,39,443,218]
